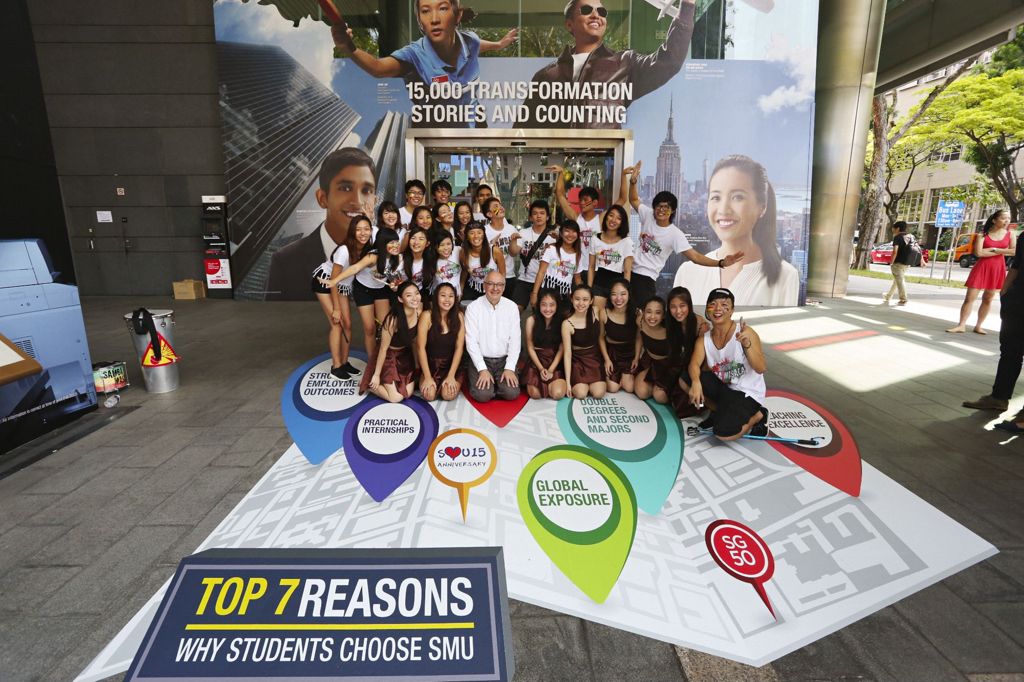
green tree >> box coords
[853,59,973,269]
[911,69,1024,220]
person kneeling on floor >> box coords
[687,288,767,441]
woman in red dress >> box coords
[947,210,1017,334]
[361,281,421,402]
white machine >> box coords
[0,239,96,455]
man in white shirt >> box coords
[548,163,600,255]
[464,271,522,402]
[622,162,743,307]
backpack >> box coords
[906,234,924,266]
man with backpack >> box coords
[883,221,919,305]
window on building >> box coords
[930,144,962,163]
[895,191,924,223]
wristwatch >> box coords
[717,259,725,268]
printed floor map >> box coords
[77,354,995,679]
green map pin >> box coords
[517,445,638,603]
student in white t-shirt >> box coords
[513,199,557,311]
[548,163,601,255]
[621,161,743,309]
[587,204,633,311]
[398,179,427,228]
[532,221,584,309]
[481,197,522,301]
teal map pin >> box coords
[556,393,684,515]
[517,446,637,603]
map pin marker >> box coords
[342,396,439,501]
[517,445,637,603]
[705,519,777,619]
[763,389,862,497]
[556,393,684,515]
[280,352,370,465]
[427,428,498,521]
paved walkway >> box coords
[0,288,1021,681]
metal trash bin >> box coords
[124,308,180,393]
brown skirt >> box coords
[570,345,605,386]
[427,355,465,386]
[521,346,564,398]
[639,354,684,391]
[605,340,635,384]
[360,345,416,398]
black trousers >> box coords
[630,274,658,312]
[700,370,766,438]
[993,306,1024,400]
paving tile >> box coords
[132,443,228,495]
[893,583,1024,673]
[840,607,966,681]
[39,525,187,616]
[159,491,245,564]
[0,614,97,682]
[582,620,684,681]
[509,616,591,681]
[771,630,876,681]
[23,466,152,526]
[0,565,81,611]
[0,493,62,536]
[0,524,69,573]
[139,465,247,525]
[942,561,1024,604]
[976,603,1024,650]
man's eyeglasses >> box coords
[579,4,608,18]
[407,190,425,197]
[484,281,505,288]
[654,203,672,210]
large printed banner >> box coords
[214,0,815,304]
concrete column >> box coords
[807,0,887,298]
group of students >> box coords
[308,172,768,440]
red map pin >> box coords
[705,520,777,619]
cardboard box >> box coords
[93,361,129,394]
[173,279,206,300]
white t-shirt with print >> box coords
[590,234,633,274]
[632,203,692,279]
[539,245,582,295]
[518,226,556,284]
[486,221,520,279]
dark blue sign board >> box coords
[935,200,966,228]
[125,548,514,681]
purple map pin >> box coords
[342,396,439,502]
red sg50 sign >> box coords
[705,520,776,618]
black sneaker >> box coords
[341,361,361,376]
[750,408,769,437]
[698,414,715,430]
[330,366,351,381]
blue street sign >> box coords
[935,200,966,228]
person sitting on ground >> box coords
[599,278,637,394]
[416,283,465,401]
[521,289,567,400]
[360,281,422,402]
[687,288,768,441]
[463,271,521,402]
[563,283,607,399]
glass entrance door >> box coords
[425,147,616,226]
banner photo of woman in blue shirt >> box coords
[330,0,517,127]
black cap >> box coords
[706,288,735,306]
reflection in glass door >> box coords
[425,147,616,226]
